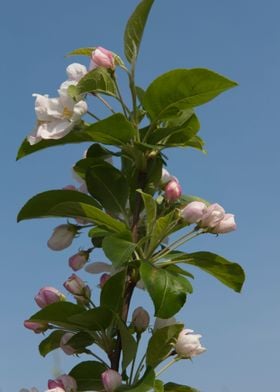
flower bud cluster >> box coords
[181,201,236,234]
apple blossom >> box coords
[69,250,90,271]
[180,201,208,224]
[48,374,77,392]
[35,286,65,308]
[199,203,225,228]
[66,63,87,81]
[164,179,182,202]
[60,332,77,355]
[211,213,236,234]
[63,274,91,305]
[90,47,115,70]
[175,328,206,358]
[23,320,49,334]
[101,369,122,392]
[47,224,78,251]
[132,307,150,333]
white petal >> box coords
[85,262,113,274]
[27,126,42,145]
[71,100,88,121]
[38,120,74,140]
[66,63,87,81]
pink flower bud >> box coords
[48,374,77,392]
[45,388,65,392]
[132,307,150,333]
[24,320,49,334]
[90,47,115,70]
[164,179,182,202]
[180,201,208,224]
[101,369,122,392]
[175,328,206,358]
[68,251,89,271]
[35,286,65,308]
[99,273,111,288]
[161,168,173,184]
[211,213,236,234]
[60,332,77,355]
[47,224,78,251]
[199,203,225,228]
[63,274,91,305]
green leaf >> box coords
[17,114,136,160]
[17,189,100,222]
[67,47,95,56]
[138,190,157,236]
[69,361,107,391]
[174,251,245,292]
[76,67,117,97]
[147,211,175,255]
[69,307,113,331]
[148,114,200,148]
[124,0,155,63]
[179,194,210,206]
[100,270,126,313]
[140,262,192,318]
[29,302,85,330]
[154,380,164,392]
[65,331,95,351]
[102,235,137,268]
[115,316,137,372]
[163,264,194,280]
[86,161,129,214]
[164,383,199,392]
[142,68,237,121]
[85,143,115,159]
[39,330,65,357]
[146,324,184,367]
[118,368,155,392]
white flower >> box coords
[66,63,87,81]
[175,328,206,358]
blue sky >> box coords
[1,0,280,391]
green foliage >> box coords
[69,361,107,391]
[124,0,155,63]
[102,235,137,268]
[172,251,245,292]
[75,67,117,97]
[29,302,85,330]
[142,68,237,122]
[146,324,184,367]
[140,262,192,318]
[138,190,157,236]
[164,383,199,392]
[67,47,95,56]
[39,330,65,357]
[69,307,113,331]
[118,368,155,392]
[115,316,138,372]
[100,270,126,313]
[154,380,164,392]
[85,160,129,214]
[147,211,176,255]
[17,189,100,222]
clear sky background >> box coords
[1,1,279,391]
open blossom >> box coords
[164,179,182,201]
[181,201,208,224]
[90,47,115,70]
[175,328,206,358]
[48,375,77,392]
[101,369,122,392]
[47,224,78,251]
[66,63,87,81]
[24,320,49,334]
[35,286,65,308]
[211,213,236,234]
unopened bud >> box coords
[199,203,225,228]
[47,224,78,251]
[132,307,150,333]
[35,286,65,308]
[48,374,77,392]
[211,213,236,234]
[180,201,208,224]
[99,273,111,288]
[101,369,122,392]
[90,47,115,70]
[68,250,89,271]
[60,332,77,355]
[164,179,182,202]
[63,274,91,306]
[24,320,49,334]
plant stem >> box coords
[129,334,141,385]
[95,93,116,114]
[113,74,130,118]
[87,110,100,121]
[133,352,146,383]
[155,356,180,377]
